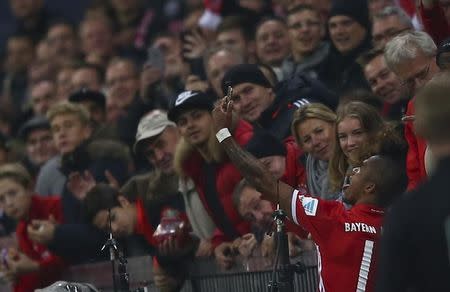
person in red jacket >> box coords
[168,90,254,266]
[245,129,307,189]
[417,0,450,45]
[0,163,65,292]
[384,31,441,189]
[211,98,408,292]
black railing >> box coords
[0,250,319,292]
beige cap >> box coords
[133,110,176,153]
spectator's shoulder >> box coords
[120,171,161,199]
[37,156,61,178]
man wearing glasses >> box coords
[283,4,329,79]
[385,31,441,190]
[372,6,413,49]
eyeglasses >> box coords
[289,21,321,30]
[400,62,431,89]
[373,27,410,45]
[401,115,415,123]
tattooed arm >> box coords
[212,99,295,219]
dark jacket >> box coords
[258,73,338,141]
[377,156,450,292]
[316,35,372,96]
[49,140,132,262]
[120,171,191,271]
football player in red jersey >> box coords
[212,98,407,292]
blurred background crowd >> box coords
[0,0,449,291]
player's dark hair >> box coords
[366,155,407,207]
[82,183,121,223]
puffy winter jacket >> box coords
[181,120,254,244]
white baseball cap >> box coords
[133,110,176,153]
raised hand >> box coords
[212,96,233,132]
[183,29,208,60]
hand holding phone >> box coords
[145,47,165,73]
[225,85,233,103]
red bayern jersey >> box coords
[290,190,384,292]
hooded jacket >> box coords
[175,119,254,244]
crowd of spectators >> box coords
[0,0,449,291]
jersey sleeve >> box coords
[290,189,344,243]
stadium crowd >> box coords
[0,0,449,291]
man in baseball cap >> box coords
[18,116,57,176]
[167,90,214,123]
[134,109,178,174]
[127,109,216,289]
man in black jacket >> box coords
[315,0,372,95]
[377,72,450,292]
[221,63,337,140]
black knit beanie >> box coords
[245,130,286,159]
[329,0,370,32]
[221,64,272,95]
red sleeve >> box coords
[418,1,450,45]
[285,220,308,239]
[290,190,344,244]
[281,141,307,189]
[233,120,254,146]
[399,0,417,16]
[404,100,425,190]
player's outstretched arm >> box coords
[212,98,295,219]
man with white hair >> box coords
[377,71,450,292]
[384,31,441,189]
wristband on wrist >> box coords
[216,128,231,143]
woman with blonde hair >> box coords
[328,101,402,192]
[291,103,337,199]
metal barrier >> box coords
[0,250,318,292]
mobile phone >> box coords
[225,86,233,104]
[145,47,165,72]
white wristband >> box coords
[216,128,231,143]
